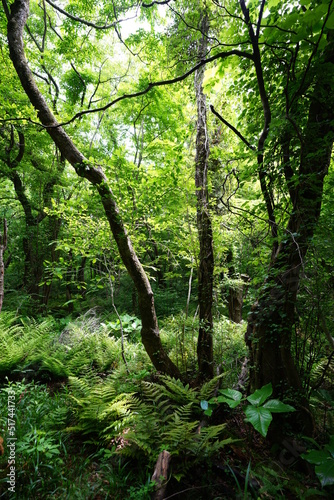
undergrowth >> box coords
[0,311,332,498]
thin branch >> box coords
[45,0,131,30]
[12,130,25,168]
[32,70,49,85]
[111,0,145,61]
[1,0,10,20]
[168,4,220,46]
[25,23,42,51]
[142,0,173,7]
[70,63,86,108]
[42,64,59,111]
[259,23,297,35]
[53,49,253,127]
[103,254,130,374]
[210,105,255,150]
[256,0,266,40]
[41,0,47,53]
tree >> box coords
[2,0,333,407]
[0,124,64,301]
[3,0,181,378]
[0,219,7,313]
[209,0,334,430]
[194,11,214,379]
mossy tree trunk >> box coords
[246,30,334,434]
[195,13,214,380]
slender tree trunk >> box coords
[5,0,181,378]
[0,219,8,314]
[195,13,214,380]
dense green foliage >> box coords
[0,0,334,497]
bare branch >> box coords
[210,105,255,150]
[1,0,10,20]
[256,0,266,40]
[45,0,129,30]
[142,0,173,7]
[168,4,221,46]
[25,22,42,51]
[41,0,47,52]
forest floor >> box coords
[0,311,332,499]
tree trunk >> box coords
[195,13,214,380]
[247,32,334,433]
[6,0,181,378]
[0,219,8,314]
[228,284,243,324]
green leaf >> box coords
[326,435,334,458]
[316,459,334,487]
[303,449,330,465]
[215,388,243,408]
[246,383,272,406]
[262,399,295,413]
[244,405,272,437]
[325,10,334,29]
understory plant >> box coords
[0,312,150,380]
[201,383,295,437]
[302,435,334,488]
[68,374,234,478]
[0,380,70,497]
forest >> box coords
[0,0,333,498]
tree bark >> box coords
[0,219,8,314]
[195,13,214,380]
[246,32,334,433]
[5,0,180,378]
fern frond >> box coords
[159,375,198,404]
[198,373,227,401]
[310,355,334,387]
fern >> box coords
[198,372,227,401]
[310,355,334,388]
[67,372,234,480]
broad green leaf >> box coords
[315,459,334,487]
[200,400,213,416]
[262,399,295,413]
[326,435,334,458]
[302,449,329,465]
[214,395,241,408]
[326,11,334,29]
[214,388,243,408]
[246,383,272,406]
[244,405,272,437]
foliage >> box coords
[0,0,334,496]
[101,314,142,343]
[68,373,233,478]
[302,436,334,488]
[0,311,150,380]
[201,383,295,438]
[0,380,70,496]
